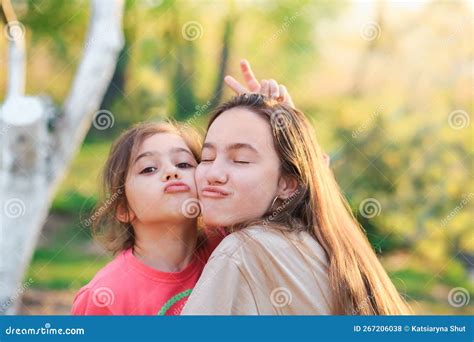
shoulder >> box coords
[209,225,282,258]
[71,251,127,315]
[72,284,115,315]
[86,251,127,288]
[211,224,328,265]
[212,225,289,250]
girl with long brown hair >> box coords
[182,62,411,315]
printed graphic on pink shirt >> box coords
[157,288,193,315]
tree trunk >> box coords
[0,0,124,315]
[211,13,235,108]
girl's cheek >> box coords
[195,166,205,186]
[187,171,198,191]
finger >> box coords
[240,59,260,92]
[260,80,270,97]
[224,75,248,94]
[277,84,287,103]
[278,84,295,108]
[268,79,279,98]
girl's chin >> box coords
[202,214,238,228]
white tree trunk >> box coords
[6,26,26,98]
[0,0,124,315]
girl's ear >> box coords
[116,203,135,223]
[276,175,299,200]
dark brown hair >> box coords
[90,121,202,255]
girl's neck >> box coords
[132,219,198,273]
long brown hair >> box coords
[89,121,202,255]
[208,94,411,315]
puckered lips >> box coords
[201,186,230,199]
[164,181,190,194]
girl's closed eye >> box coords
[200,155,213,163]
[233,153,252,164]
[200,149,215,163]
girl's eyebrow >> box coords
[202,142,258,154]
[202,142,215,150]
[134,148,193,164]
[227,143,258,154]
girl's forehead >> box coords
[206,110,274,153]
[139,132,190,152]
[129,132,194,166]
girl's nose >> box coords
[161,166,180,182]
[165,173,179,181]
[206,162,228,184]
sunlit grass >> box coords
[25,248,111,290]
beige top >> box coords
[182,225,334,315]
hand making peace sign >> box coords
[223,59,330,167]
[224,59,296,108]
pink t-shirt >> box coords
[71,231,224,316]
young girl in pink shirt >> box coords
[72,122,223,315]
